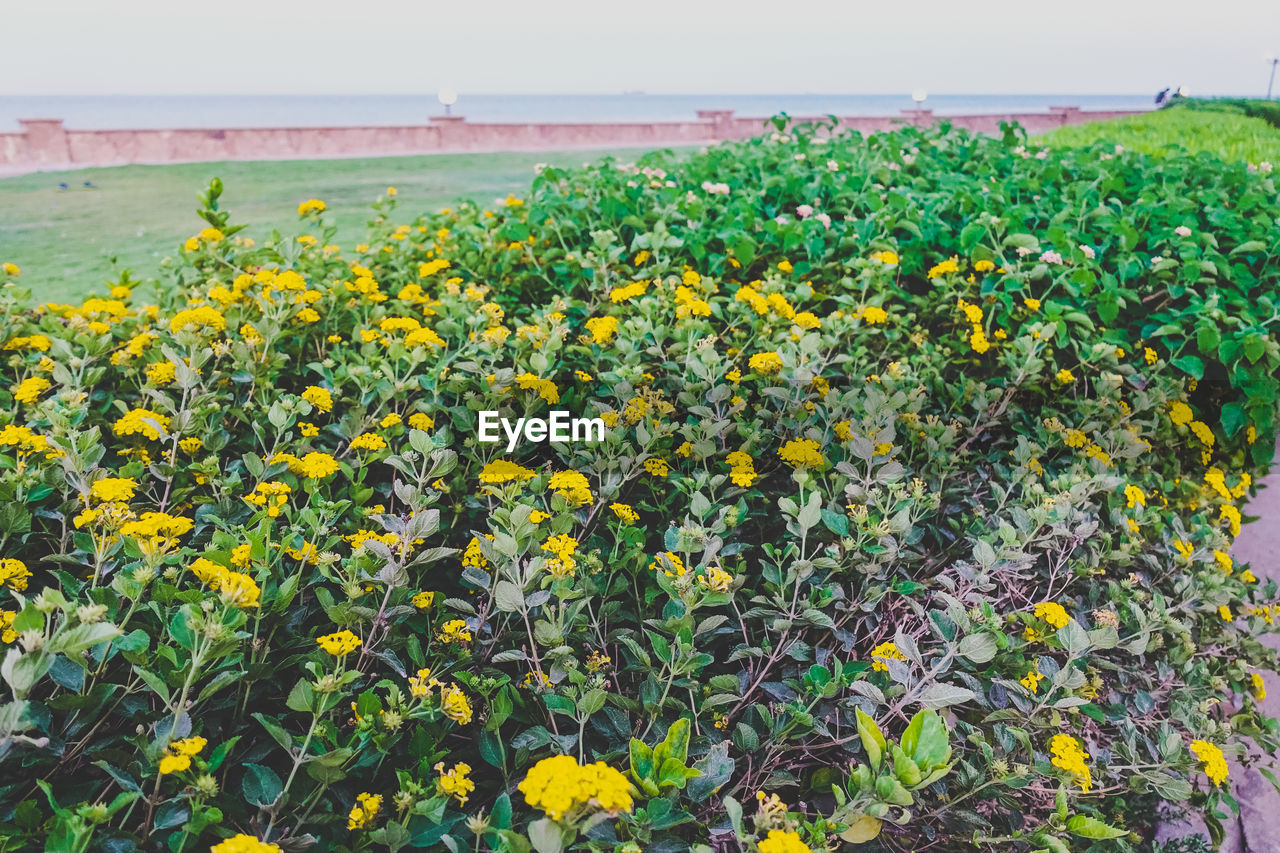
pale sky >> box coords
[2,0,1278,96]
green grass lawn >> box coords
[0,147,667,303]
[1040,107,1280,163]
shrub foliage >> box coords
[1,118,1279,852]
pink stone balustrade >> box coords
[0,107,1143,175]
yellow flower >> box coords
[113,408,171,441]
[1050,734,1092,792]
[1123,484,1145,509]
[926,256,960,279]
[643,458,669,478]
[317,630,362,657]
[1024,298,1041,311]
[478,459,536,485]
[170,306,226,335]
[2,262,20,277]
[548,470,592,507]
[408,412,435,431]
[778,438,824,469]
[749,351,783,375]
[347,792,381,830]
[870,641,906,672]
[441,683,473,724]
[1020,668,1045,693]
[158,754,190,775]
[302,385,333,412]
[726,450,757,486]
[1219,605,1234,622]
[435,761,475,805]
[350,432,387,452]
[439,619,472,644]
[1168,401,1193,426]
[758,829,812,853]
[1034,601,1071,629]
[1056,368,1075,384]
[610,503,639,524]
[12,376,50,405]
[1250,672,1267,701]
[1190,740,1228,786]
[245,481,291,518]
[411,591,435,610]
[872,250,899,265]
[858,305,889,324]
[91,477,136,504]
[296,452,340,479]
[585,315,620,344]
[611,280,649,303]
[517,754,634,821]
[1,560,34,593]
[298,198,326,216]
[211,835,281,853]
[170,736,206,757]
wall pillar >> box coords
[697,109,735,139]
[19,119,71,164]
[429,115,468,150]
[901,108,934,127]
[1049,105,1081,126]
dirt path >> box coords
[1157,447,1280,851]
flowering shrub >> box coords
[1,117,1279,852]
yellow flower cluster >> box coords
[438,618,473,644]
[246,481,291,518]
[541,533,579,578]
[347,792,381,830]
[609,502,639,523]
[189,558,261,608]
[517,754,634,821]
[302,385,333,412]
[1190,739,1229,786]
[778,438,824,469]
[610,280,649,303]
[158,736,206,775]
[0,559,31,592]
[548,470,592,507]
[12,376,50,405]
[726,450,758,486]
[956,298,990,353]
[113,408,171,441]
[435,761,475,805]
[870,641,905,672]
[1034,601,1071,629]
[478,459,537,485]
[1049,733,1092,792]
[317,629,362,657]
[210,835,281,853]
[758,829,812,853]
[749,351,783,375]
[585,315,620,344]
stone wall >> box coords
[0,107,1143,175]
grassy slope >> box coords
[0,147,666,302]
[1040,107,1280,163]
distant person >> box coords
[1155,87,1171,107]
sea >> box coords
[0,93,1155,132]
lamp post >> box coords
[438,88,458,116]
[1267,56,1279,100]
[911,88,928,109]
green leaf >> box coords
[1066,814,1127,839]
[241,763,283,808]
[1170,355,1204,379]
[855,708,885,771]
